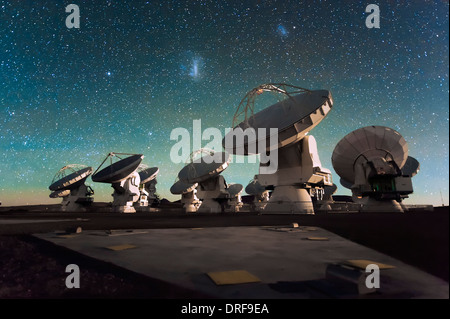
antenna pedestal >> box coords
[136,187,149,207]
[197,198,223,213]
[246,179,269,212]
[315,185,336,212]
[224,184,244,213]
[135,167,160,212]
[197,176,229,213]
[49,165,94,212]
[61,184,93,212]
[258,136,332,214]
[359,197,403,212]
[170,180,201,213]
[135,181,158,210]
[111,172,140,213]
[263,186,314,214]
[134,188,155,212]
[332,126,419,213]
[253,191,269,211]
[227,194,243,212]
[352,159,413,213]
[145,179,158,206]
[181,190,202,213]
[316,199,333,212]
[60,195,83,212]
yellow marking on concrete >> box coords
[305,236,329,241]
[207,270,261,286]
[343,259,396,270]
[106,244,137,251]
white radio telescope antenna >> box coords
[48,164,94,212]
[135,164,160,211]
[332,126,418,212]
[223,83,333,214]
[175,148,243,213]
[92,152,144,213]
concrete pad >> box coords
[35,226,449,299]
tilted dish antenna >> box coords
[232,83,311,129]
[401,156,420,177]
[135,164,160,210]
[177,149,244,213]
[92,152,143,213]
[227,183,244,197]
[49,189,71,199]
[48,164,94,212]
[170,180,198,195]
[137,165,159,184]
[223,83,333,214]
[49,164,92,192]
[92,153,143,184]
[226,183,244,212]
[180,148,230,182]
[170,150,225,213]
[332,126,417,212]
[178,148,231,213]
[245,178,269,211]
[169,150,220,213]
[170,178,201,213]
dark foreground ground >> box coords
[0,206,448,298]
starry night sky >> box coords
[0,0,448,206]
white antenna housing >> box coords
[176,149,243,213]
[226,183,244,212]
[135,165,159,211]
[245,178,269,211]
[170,180,201,213]
[223,84,333,214]
[49,164,94,212]
[332,126,417,212]
[92,153,143,213]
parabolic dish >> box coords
[139,167,159,184]
[401,156,420,177]
[92,154,144,184]
[245,179,266,195]
[323,183,338,196]
[178,151,230,184]
[340,178,353,190]
[49,189,71,198]
[223,89,333,154]
[170,180,198,195]
[227,184,244,197]
[332,126,408,184]
[49,166,93,192]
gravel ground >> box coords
[0,234,210,299]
